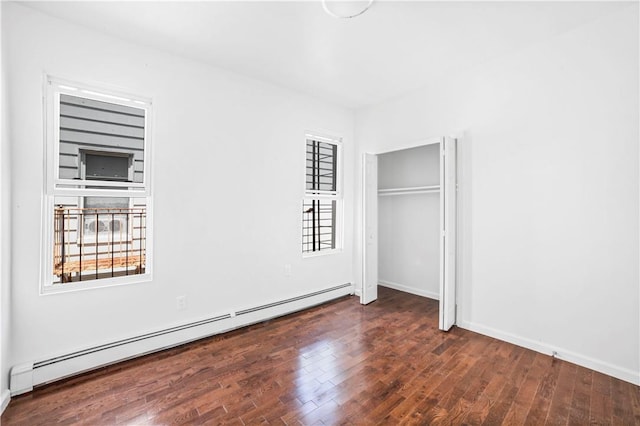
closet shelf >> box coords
[378,185,440,196]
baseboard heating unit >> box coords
[10,283,353,396]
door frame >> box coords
[360,136,458,331]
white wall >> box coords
[378,144,440,299]
[4,2,354,375]
[356,4,639,383]
[0,1,12,411]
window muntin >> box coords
[44,77,152,291]
[302,135,342,255]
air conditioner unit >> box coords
[81,215,128,242]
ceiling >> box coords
[23,1,629,109]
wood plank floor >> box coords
[3,287,639,425]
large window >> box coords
[42,77,152,292]
[303,135,342,255]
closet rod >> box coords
[378,185,440,196]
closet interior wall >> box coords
[378,144,440,300]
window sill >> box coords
[302,249,342,259]
[40,273,152,295]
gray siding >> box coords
[58,94,145,182]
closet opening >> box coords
[361,137,457,331]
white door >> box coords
[439,138,457,330]
[361,153,378,305]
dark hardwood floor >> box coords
[2,286,639,425]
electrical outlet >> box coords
[176,295,187,311]
[284,264,292,277]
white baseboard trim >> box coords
[457,320,640,386]
[1,389,10,415]
[379,279,439,301]
[11,283,354,396]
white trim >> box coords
[40,272,152,296]
[48,76,152,109]
[457,320,640,386]
[0,389,10,415]
[51,187,146,197]
[439,138,445,330]
[44,76,55,194]
[304,131,342,145]
[303,191,339,199]
[375,136,442,155]
[11,283,353,394]
[302,248,343,259]
[39,194,54,293]
[379,280,439,301]
[55,180,146,189]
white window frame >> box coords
[302,132,343,257]
[41,76,153,294]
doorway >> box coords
[361,137,457,331]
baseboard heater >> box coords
[10,282,353,396]
[34,313,233,369]
[236,283,351,315]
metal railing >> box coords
[53,206,146,283]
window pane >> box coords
[52,196,147,284]
[302,199,336,253]
[305,139,337,192]
[58,94,145,183]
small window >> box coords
[302,135,342,255]
[83,152,131,181]
[43,77,152,292]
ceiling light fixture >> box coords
[322,0,374,19]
